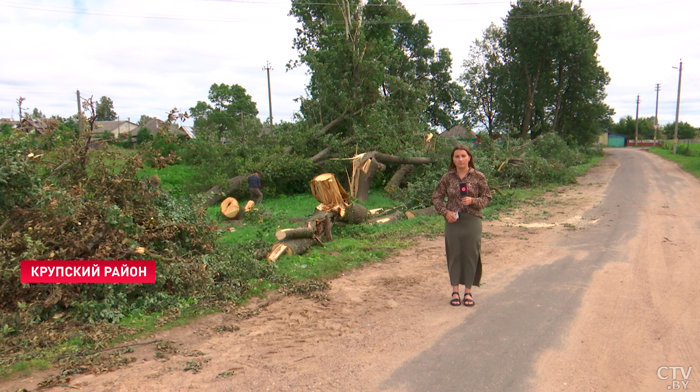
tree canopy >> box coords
[95,96,118,121]
[461,0,612,144]
[189,83,261,143]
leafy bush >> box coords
[0,134,275,334]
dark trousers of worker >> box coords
[250,188,263,204]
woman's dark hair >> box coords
[448,144,475,171]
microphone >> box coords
[459,182,468,197]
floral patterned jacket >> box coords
[432,168,492,219]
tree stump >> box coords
[310,173,349,208]
[220,197,240,219]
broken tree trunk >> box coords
[367,210,404,225]
[220,197,240,219]
[405,206,437,219]
[384,164,413,194]
[267,238,316,262]
[351,157,385,203]
[275,227,315,241]
[310,173,350,208]
[204,175,248,207]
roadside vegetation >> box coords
[2,0,614,386]
[649,142,700,179]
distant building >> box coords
[131,118,187,138]
[92,120,139,137]
[180,125,196,139]
[440,125,478,142]
[18,118,57,135]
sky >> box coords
[1,0,699,130]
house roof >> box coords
[0,119,19,128]
[131,118,183,136]
[180,126,196,139]
[93,120,138,133]
[440,125,477,140]
[19,118,56,134]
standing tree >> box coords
[95,96,118,121]
[663,122,697,140]
[189,83,260,143]
[460,23,504,136]
[31,108,45,119]
[289,0,460,155]
[495,0,612,144]
[139,114,154,126]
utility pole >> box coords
[654,84,660,140]
[262,61,273,125]
[634,95,640,143]
[76,90,84,134]
[672,60,683,155]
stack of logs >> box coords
[266,172,369,262]
[218,172,441,263]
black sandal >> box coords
[463,292,475,307]
[450,292,461,306]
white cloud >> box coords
[1,0,698,129]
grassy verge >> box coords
[649,142,700,179]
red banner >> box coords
[21,260,156,283]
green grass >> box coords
[649,142,700,179]
[139,164,201,195]
[0,359,51,379]
[274,215,444,281]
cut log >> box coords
[368,208,384,215]
[310,173,349,208]
[267,242,292,262]
[405,206,437,219]
[204,174,248,207]
[244,200,255,212]
[220,197,240,219]
[266,238,316,262]
[367,210,404,225]
[339,203,367,224]
[275,227,315,241]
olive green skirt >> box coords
[444,212,482,288]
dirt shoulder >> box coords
[4,157,617,392]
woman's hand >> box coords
[445,211,459,223]
[461,196,474,206]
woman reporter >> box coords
[432,144,492,306]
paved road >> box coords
[382,148,700,392]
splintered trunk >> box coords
[353,158,382,202]
[310,173,350,208]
